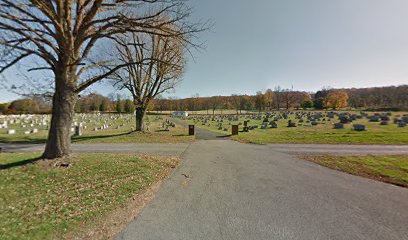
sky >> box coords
[1,0,408,102]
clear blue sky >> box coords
[1,0,408,102]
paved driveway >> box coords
[171,118,230,140]
[116,140,408,240]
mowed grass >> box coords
[303,155,408,187]
[72,123,193,144]
[0,115,193,144]
[0,152,178,240]
[179,114,408,144]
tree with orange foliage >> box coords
[327,90,349,110]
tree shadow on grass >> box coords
[71,132,132,143]
[0,156,42,170]
[172,134,189,137]
[0,137,47,144]
[216,135,232,139]
[156,129,171,132]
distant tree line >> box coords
[74,93,132,114]
[154,85,408,112]
[0,93,151,115]
[345,85,408,110]
[2,85,408,115]
[0,97,51,114]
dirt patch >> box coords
[35,156,78,170]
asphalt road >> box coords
[171,118,230,140]
[2,141,408,156]
[116,140,408,240]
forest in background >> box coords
[1,85,408,114]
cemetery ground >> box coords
[1,110,408,239]
[0,114,193,144]
[177,110,408,144]
[0,152,181,240]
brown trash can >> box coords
[188,125,195,135]
[232,125,239,135]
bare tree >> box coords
[282,88,297,110]
[186,93,199,113]
[273,86,283,110]
[208,96,221,118]
[254,91,266,113]
[0,0,205,159]
[230,94,241,114]
[109,31,186,131]
[264,89,274,111]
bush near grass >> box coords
[0,153,179,240]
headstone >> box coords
[333,123,344,129]
[0,121,7,129]
[188,125,195,136]
[7,129,16,135]
[270,121,278,128]
[398,122,406,128]
[287,120,296,128]
[368,116,380,122]
[353,124,366,131]
[74,126,82,136]
[232,125,239,135]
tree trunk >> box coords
[43,79,77,159]
[135,107,146,131]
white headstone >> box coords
[7,129,16,135]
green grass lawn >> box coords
[72,124,193,144]
[302,155,408,187]
[232,121,408,144]
[177,113,408,144]
[0,152,179,239]
[0,115,193,144]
